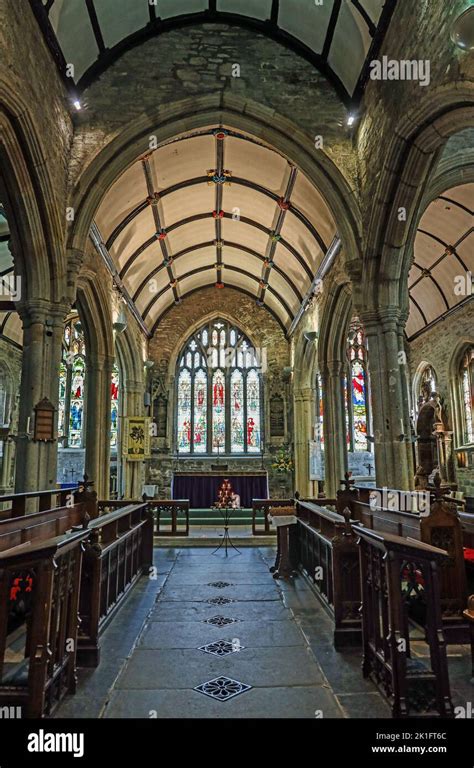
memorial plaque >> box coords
[270,395,285,437]
[33,398,55,442]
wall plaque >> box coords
[270,394,285,437]
[34,398,55,442]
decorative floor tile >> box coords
[198,639,245,657]
[194,676,252,701]
[204,615,240,627]
[207,581,233,589]
[206,596,235,605]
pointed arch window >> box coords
[58,315,86,448]
[460,348,474,445]
[346,319,372,452]
[176,319,262,454]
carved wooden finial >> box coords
[341,471,355,491]
[342,506,352,534]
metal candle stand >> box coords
[212,478,241,557]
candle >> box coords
[26,416,30,433]
[400,418,404,434]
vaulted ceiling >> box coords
[31,0,395,101]
[94,127,338,335]
[406,183,474,340]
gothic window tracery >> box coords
[176,320,262,454]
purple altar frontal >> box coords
[172,471,268,509]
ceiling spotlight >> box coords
[347,114,356,127]
[73,99,82,111]
[304,331,318,343]
[451,7,474,51]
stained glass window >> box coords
[461,348,474,444]
[176,319,263,454]
[246,369,260,453]
[177,369,191,452]
[230,370,244,452]
[316,372,324,450]
[58,314,86,448]
[110,364,120,450]
[346,319,371,452]
[194,368,207,453]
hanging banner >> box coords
[123,417,151,461]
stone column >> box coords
[122,379,145,499]
[15,301,67,492]
[323,360,347,498]
[293,386,315,497]
[84,354,114,499]
[361,310,413,490]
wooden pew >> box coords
[0,487,79,520]
[98,498,189,537]
[295,500,361,648]
[353,525,453,718]
[338,477,469,644]
[0,529,89,718]
[77,503,153,666]
[0,503,89,552]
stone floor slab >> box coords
[116,646,324,689]
[104,685,343,719]
[139,619,305,649]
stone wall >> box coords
[408,301,474,496]
[147,285,293,500]
[70,22,354,192]
[0,0,72,229]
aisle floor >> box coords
[55,546,472,719]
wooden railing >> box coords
[0,487,79,520]
[295,500,361,648]
[252,499,290,535]
[354,525,453,718]
[98,498,189,537]
[77,503,153,666]
[252,496,336,535]
[0,529,89,718]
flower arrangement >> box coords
[271,446,294,474]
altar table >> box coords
[172,471,268,509]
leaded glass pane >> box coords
[246,369,261,452]
[212,368,225,452]
[193,368,207,453]
[462,350,474,444]
[177,369,192,453]
[69,356,85,448]
[230,370,244,452]
[110,365,119,450]
[351,360,368,451]
[58,362,67,438]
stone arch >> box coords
[317,282,352,496]
[67,95,362,281]
[75,272,114,497]
[363,83,474,312]
[0,76,67,305]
